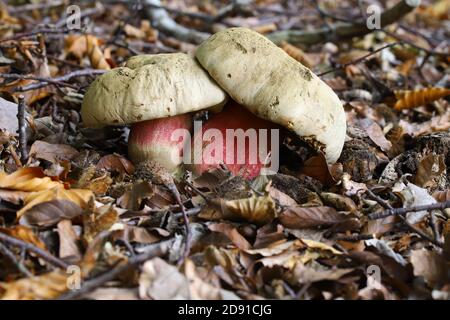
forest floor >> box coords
[0,0,449,300]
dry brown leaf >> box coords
[359,119,392,152]
[0,167,62,192]
[208,223,252,250]
[117,181,154,210]
[83,204,118,243]
[223,194,277,225]
[139,257,190,299]
[279,206,346,229]
[0,271,68,300]
[28,140,79,164]
[19,199,83,227]
[414,154,446,188]
[17,187,93,219]
[57,219,82,262]
[410,249,448,287]
[96,154,135,175]
[65,34,110,70]
[394,87,450,110]
[299,153,336,186]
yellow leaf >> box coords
[301,239,342,255]
[224,194,277,225]
[0,271,68,300]
[17,187,94,219]
[394,87,450,110]
[0,167,62,192]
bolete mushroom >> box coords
[189,102,283,179]
[195,27,346,164]
[80,53,228,174]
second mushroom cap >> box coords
[195,27,347,163]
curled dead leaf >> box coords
[19,199,83,227]
[28,140,79,164]
[279,206,346,229]
[0,167,62,192]
[17,187,93,219]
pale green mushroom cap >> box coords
[195,28,347,163]
[81,53,228,127]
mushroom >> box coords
[195,27,346,164]
[189,102,283,179]
[81,53,228,174]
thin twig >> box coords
[57,239,174,300]
[1,74,78,89]
[318,42,401,76]
[17,96,28,164]
[365,189,444,247]
[368,200,450,220]
[0,242,33,277]
[8,69,106,92]
[0,232,70,269]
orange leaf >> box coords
[394,87,450,110]
[17,187,94,219]
[0,167,62,192]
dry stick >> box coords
[0,28,69,43]
[17,95,28,164]
[57,238,174,300]
[318,42,401,76]
[0,232,70,269]
[8,0,65,13]
[368,199,450,220]
[11,69,106,92]
[166,183,191,265]
[267,0,421,45]
[1,74,78,89]
[0,241,33,278]
[142,0,210,44]
[382,29,450,57]
[365,189,444,247]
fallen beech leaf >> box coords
[223,194,277,225]
[245,240,304,257]
[139,257,190,299]
[57,219,82,262]
[0,167,62,192]
[0,271,68,300]
[410,249,448,287]
[83,204,118,243]
[299,153,336,186]
[19,199,83,227]
[279,206,346,229]
[17,187,93,219]
[359,119,392,152]
[28,141,79,164]
[111,225,166,244]
[301,239,342,255]
[293,263,353,284]
[117,181,154,210]
[96,154,135,175]
[414,154,446,188]
[208,223,251,250]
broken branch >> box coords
[267,0,421,46]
